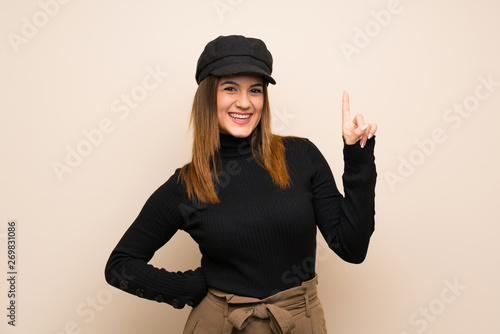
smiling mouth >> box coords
[228,112,251,120]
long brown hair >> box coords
[178,75,290,204]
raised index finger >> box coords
[342,90,351,124]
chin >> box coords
[225,128,253,138]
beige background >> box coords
[1,0,499,333]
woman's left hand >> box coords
[342,91,377,148]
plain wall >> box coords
[1,0,499,333]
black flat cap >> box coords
[195,35,276,85]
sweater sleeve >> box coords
[307,136,377,263]
[104,170,208,309]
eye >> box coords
[223,86,237,92]
[250,88,263,94]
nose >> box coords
[235,92,250,110]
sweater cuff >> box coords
[343,135,376,163]
[182,267,209,308]
[167,267,208,309]
[105,265,208,309]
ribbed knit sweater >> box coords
[105,133,377,309]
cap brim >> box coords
[210,63,276,85]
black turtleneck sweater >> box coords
[105,134,376,309]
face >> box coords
[217,74,264,138]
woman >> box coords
[105,35,377,333]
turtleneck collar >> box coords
[219,133,253,160]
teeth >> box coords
[229,113,251,120]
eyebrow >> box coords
[219,80,264,88]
